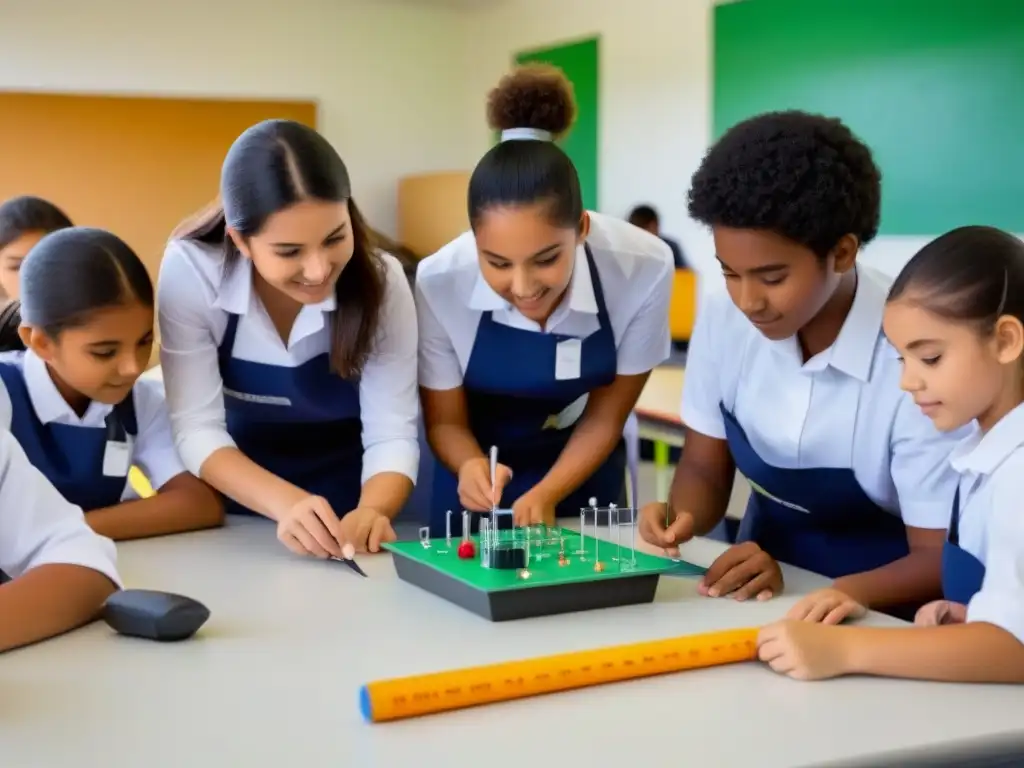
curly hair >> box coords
[468,64,582,229]
[688,111,882,258]
[486,63,576,136]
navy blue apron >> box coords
[0,357,137,511]
[429,246,624,537]
[217,312,363,517]
[722,404,909,578]
[941,487,986,605]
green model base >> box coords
[384,526,705,592]
[385,526,707,621]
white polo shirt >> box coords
[415,211,674,390]
[949,403,1024,644]
[157,239,420,484]
[0,349,186,498]
[0,429,121,585]
[681,263,965,528]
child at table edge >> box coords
[758,226,1024,683]
[0,427,121,653]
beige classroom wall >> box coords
[0,0,470,238]
[460,0,947,292]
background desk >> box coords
[3,518,1022,767]
[636,366,685,502]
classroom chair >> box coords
[669,268,697,343]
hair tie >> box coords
[500,127,553,142]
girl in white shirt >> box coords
[158,120,419,559]
[0,227,222,541]
[416,65,673,536]
[759,225,1024,683]
[0,428,121,653]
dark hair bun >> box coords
[486,64,576,136]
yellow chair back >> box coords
[668,268,697,341]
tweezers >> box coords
[332,556,368,578]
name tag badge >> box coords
[555,338,582,381]
[103,440,132,478]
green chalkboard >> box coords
[514,36,600,211]
[714,0,1024,235]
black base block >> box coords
[391,555,661,622]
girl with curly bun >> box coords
[416,65,674,536]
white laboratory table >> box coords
[2,517,1022,768]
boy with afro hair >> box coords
[640,111,965,623]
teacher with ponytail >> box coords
[158,120,419,559]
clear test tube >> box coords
[609,503,619,562]
[629,505,637,567]
[576,509,587,556]
[480,518,490,567]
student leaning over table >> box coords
[157,119,419,560]
[758,226,1024,683]
[416,65,673,537]
[638,110,966,622]
[0,428,120,653]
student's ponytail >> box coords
[0,300,24,351]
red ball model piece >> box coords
[457,540,477,559]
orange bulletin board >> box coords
[0,92,318,280]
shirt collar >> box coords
[775,264,885,381]
[23,349,113,425]
[468,243,598,316]
[949,402,1024,476]
[212,256,337,316]
[827,265,887,381]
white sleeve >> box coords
[0,373,11,430]
[965,473,1024,644]
[615,247,673,376]
[156,241,236,476]
[678,295,727,439]
[889,395,963,529]
[0,431,121,587]
[129,378,188,491]
[358,255,420,484]
[415,271,465,391]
